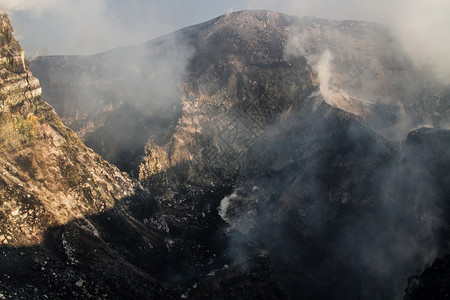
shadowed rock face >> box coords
[404,255,450,300]
[402,128,450,299]
[1,10,449,299]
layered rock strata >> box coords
[0,13,135,247]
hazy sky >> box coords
[1,0,449,81]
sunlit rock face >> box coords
[3,9,449,299]
[0,13,136,246]
[0,12,177,298]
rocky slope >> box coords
[30,11,449,177]
[1,10,449,299]
[0,12,175,298]
[0,13,138,247]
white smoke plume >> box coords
[218,191,238,222]
[316,50,334,105]
[284,30,348,110]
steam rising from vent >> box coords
[316,50,334,105]
[314,50,354,109]
[218,192,238,222]
[283,19,449,141]
[284,29,344,107]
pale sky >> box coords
[1,0,449,82]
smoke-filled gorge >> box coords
[0,9,449,299]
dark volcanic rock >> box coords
[403,128,450,300]
[404,255,450,300]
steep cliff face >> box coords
[0,13,178,298]
[0,13,135,246]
